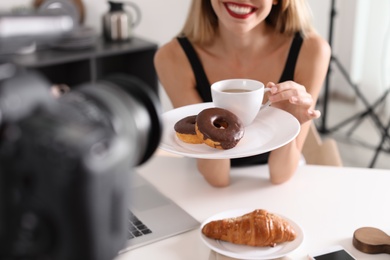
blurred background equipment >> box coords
[0,12,75,55]
[0,0,97,54]
[319,0,390,168]
[0,67,162,260]
[0,5,162,260]
[34,0,98,50]
[33,0,86,24]
[103,1,141,42]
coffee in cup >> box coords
[211,79,271,126]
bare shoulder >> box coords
[295,32,331,80]
[154,38,193,81]
[154,38,199,107]
[154,39,177,63]
[295,32,331,94]
[300,32,331,62]
[154,38,186,69]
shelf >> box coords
[0,37,159,93]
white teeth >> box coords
[226,3,252,15]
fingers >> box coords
[289,93,313,106]
[267,80,305,92]
[266,81,321,122]
[308,109,321,119]
[267,81,305,103]
[266,82,277,92]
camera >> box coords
[0,65,162,260]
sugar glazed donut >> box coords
[195,108,244,149]
[174,115,203,144]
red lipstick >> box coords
[224,2,257,19]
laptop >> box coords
[118,171,200,254]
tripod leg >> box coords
[319,0,337,133]
[345,103,381,137]
[368,116,390,168]
[319,58,332,133]
[369,142,382,168]
[346,115,366,137]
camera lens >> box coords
[76,74,162,166]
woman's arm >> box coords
[197,159,231,187]
[267,33,331,184]
[154,39,231,187]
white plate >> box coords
[200,209,304,260]
[160,103,300,159]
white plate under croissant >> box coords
[200,208,304,260]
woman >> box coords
[154,0,331,187]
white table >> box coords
[115,152,390,260]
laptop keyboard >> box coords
[128,210,152,239]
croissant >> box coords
[201,209,296,247]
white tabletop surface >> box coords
[114,151,390,260]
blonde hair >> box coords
[180,0,314,44]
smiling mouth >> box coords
[224,2,257,18]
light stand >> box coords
[318,0,390,167]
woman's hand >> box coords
[266,81,321,124]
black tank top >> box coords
[177,32,303,166]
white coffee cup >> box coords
[211,79,271,126]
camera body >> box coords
[0,68,162,260]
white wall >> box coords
[1,0,389,112]
[358,0,390,105]
[0,0,191,46]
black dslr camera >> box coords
[0,65,162,260]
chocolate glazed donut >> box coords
[196,108,244,149]
[174,115,203,144]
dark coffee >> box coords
[222,89,251,93]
